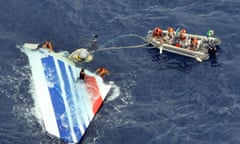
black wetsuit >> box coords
[208,46,217,59]
[79,71,85,80]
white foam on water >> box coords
[106,81,121,102]
[28,78,45,127]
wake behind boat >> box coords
[19,43,111,143]
[145,27,221,62]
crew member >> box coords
[179,29,188,48]
[208,45,217,59]
[179,29,187,40]
[190,37,198,50]
[95,67,110,78]
[166,27,175,44]
[152,27,163,37]
[38,40,53,51]
[90,34,98,51]
[206,29,214,37]
[79,68,85,80]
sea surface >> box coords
[0,0,240,144]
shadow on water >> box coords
[146,48,198,72]
[147,44,223,71]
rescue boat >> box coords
[145,27,221,62]
[19,43,111,143]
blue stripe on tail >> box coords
[68,66,88,131]
[57,60,82,141]
[41,56,73,143]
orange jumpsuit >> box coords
[42,41,53,51]
[95,67,110,78]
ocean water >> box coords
[0,0,240,144]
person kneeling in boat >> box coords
[95,67,110,78]
[179,29,189,48]
[152,27,165,43]
[37,40,53,51]
[165,27,176,44]
[188,37,198,50]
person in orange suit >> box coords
[41,40,53,51]
[95,67,110,78]
[36,40,53,51]
[152,27,163,37]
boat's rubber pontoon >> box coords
[145,28,221,62]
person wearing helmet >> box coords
[190,37,198,50]
[206,29,214,37]
[165,27,175,44]
[152,27,163,37]
[36,40,53,51]
[179,29,188,48]
[43,40,53,51]
[152,27,165,43]
[168,27,174,32]
[179,29,187,40]
[95,67,110,78]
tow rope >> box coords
[90,34,154,53]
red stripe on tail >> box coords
[84,75,103,114]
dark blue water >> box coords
[0,0,240,144]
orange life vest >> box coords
[192,38,198,45]
[152,27,162,37]
[42,41,53,51]
[179,29,187,40]
[190,38,198,49]
[95,67,110,78]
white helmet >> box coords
[79,49,89,59]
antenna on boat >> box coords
[175,26,181,36]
